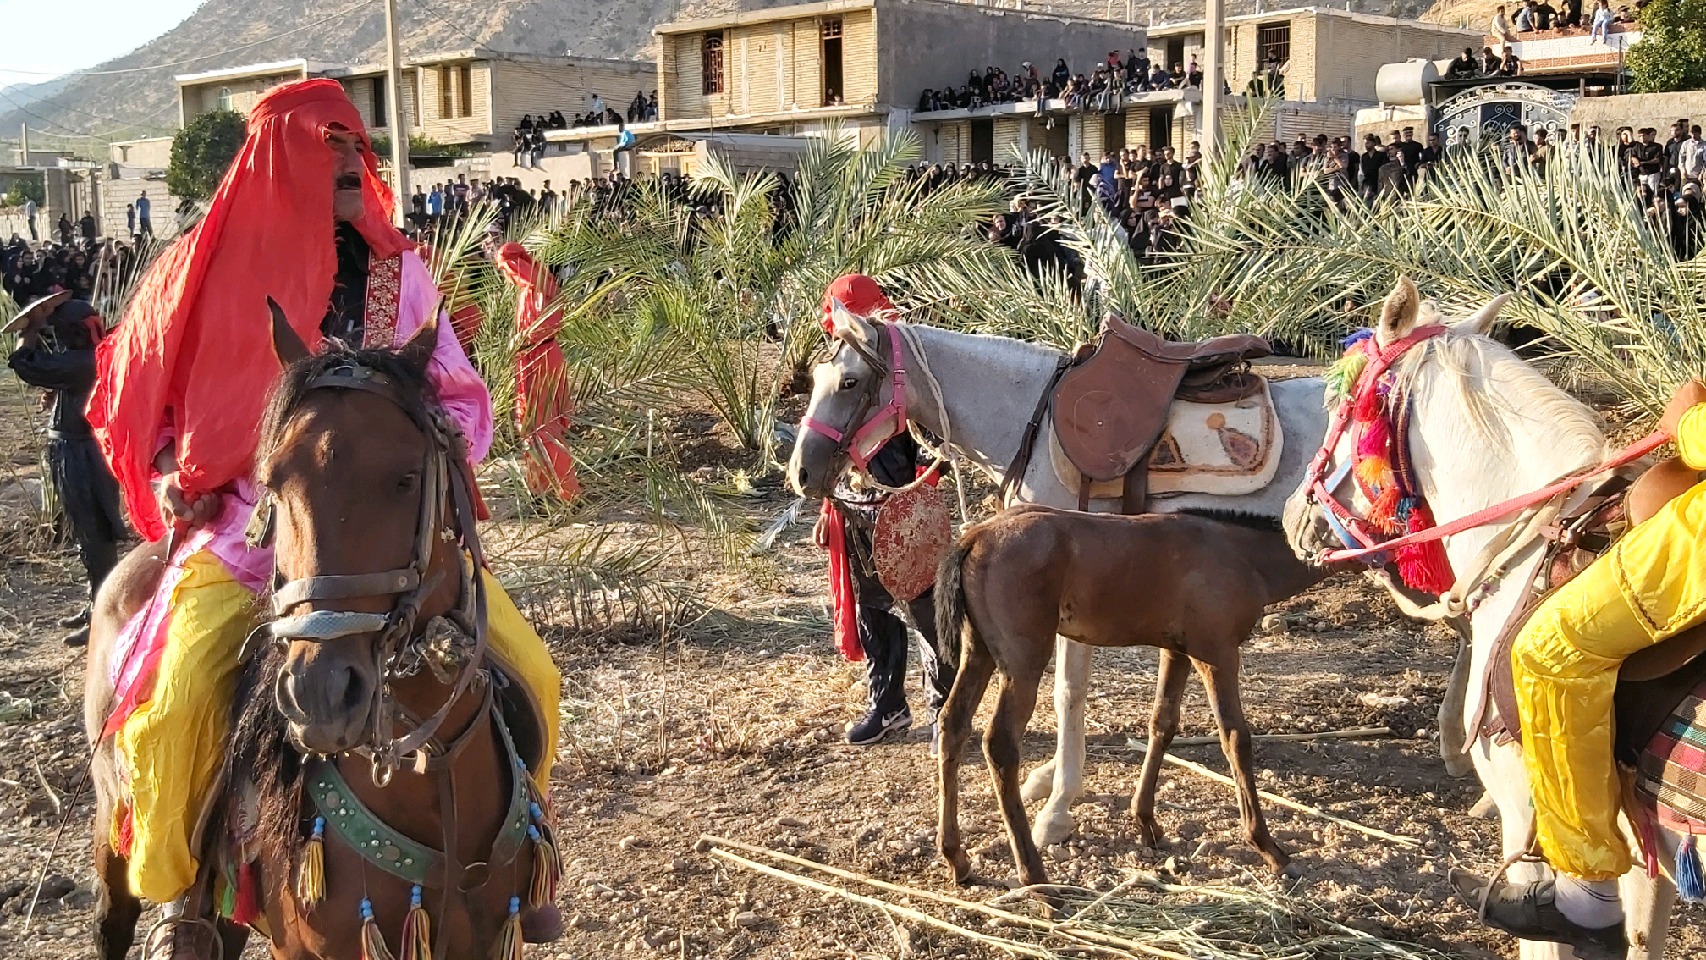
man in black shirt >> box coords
[6,291,124,647]
[1533,0,1556,29]
[1360,133,1387,201]
[1632,127,1666,192]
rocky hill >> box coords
[4,0,1438,149]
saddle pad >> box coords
[1636,683,1706,832]
[1047,377,1282,500]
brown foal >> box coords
[933,505,1327,887]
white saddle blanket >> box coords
[1048,376,1283,499]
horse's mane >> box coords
[256,338,441,470]
[1393,320,1609,473]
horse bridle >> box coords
[800,320,909,474]
[253,359,490,783]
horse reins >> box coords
[800,321,908,473]
[255,359,491,783]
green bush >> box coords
[166,110,246,201]
[2,176,45,207]
[1627,0,1706,93]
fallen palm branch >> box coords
[1115,738,1421,849]
[702,834,1455,959]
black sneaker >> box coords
[847,705,912,745]
[58,605,90,629]
[62,626,90,649]
[1450,869,1626,960]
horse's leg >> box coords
[1193,649,1290,875]
[1020,636,1069,802]
[1132,648,1192,848]
[92,827,141,960]
[1028,637,1090,848]
[1438,620,1476,777]
[217,919,250,958]
[988,672,1048,887]
[1620,821,1675,960]
[938,640,996,885]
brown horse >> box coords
[932,505,1328,888]
[84,312,554,959]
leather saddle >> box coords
[1480,462,1706,761]
[1051,314,1270,512]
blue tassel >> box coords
[1678,834,1705,903]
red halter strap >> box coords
[801,324,909,472]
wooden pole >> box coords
[382,0,411,227]
[1201,0,1224,159]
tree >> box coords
[167,110,246,201]
[1,175,45,207]
[1626,0,1706,93]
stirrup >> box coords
[143,914,224,960]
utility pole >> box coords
[382,0,411,227]
[19,123,29,166]
[1201,0,1224,160]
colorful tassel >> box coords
[399,885,432,960]
[298,817,326,908]
[1395,504,1455,595]
[1324,349,1369,402]
[528,824,562,909]
[113,805,135,857]
[1679,834,1705,903]
[1352,376,1385,423]
[361,898,398,960]
[492,896,524,960]
[231,860,261,926]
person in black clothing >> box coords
[6,291,125,647]
[1360,133,1387,201]
[1447,47,1479,77]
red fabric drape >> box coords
[87,79,409,541]
[820,501,862,662]
[494,242,579,500]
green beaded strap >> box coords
[306,712,534,889]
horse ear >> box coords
[1377,277,1421,344]
[1456,292,1513,335]
[398,313,440,374]
[827,297,879,355]
[269,297,311,367]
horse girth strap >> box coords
[305,705,532,890]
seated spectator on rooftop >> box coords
[1052,59,1071,88]
[1491,4,1515,39]
[1479,45,1502,74]
[1534,0,1556,29]
[1499,47,1523,75]
[1447,46,1478,77]
[1590,0,1613,40]
[1148,63,1170,89]
[548,110,566,128]
[1515,0,1535,30]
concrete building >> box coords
[175,59,347,126]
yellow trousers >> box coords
[116,550,561,903]
[1513,480,1706,881]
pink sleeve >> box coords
[395,252,494,464]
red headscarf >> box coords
[493,242,580,500]
[88,79,410,541]
[820,273,895,332]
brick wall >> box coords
[490,59,653,136]
[661,9,877,122]
[1570,91,1706,136]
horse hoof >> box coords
[1031,807,1075,847]
[521,903,564,944]
[1261,849,1293,877]
[1135,818,1163,849]
[946,850,973,885]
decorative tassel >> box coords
[1355,415,1391,461]
[217,870,237,919]
[231,860,261,926]
[298,816,326,908]
[399,885,432,960]
[492,896,524,960]
[1352,377,1385,423]
[1678,834,1706,903]
[361,898,398,960]
[112,805,135,857]
[528,825,562,909]
[1324,349,1369,403]
[1396,505,1455,595]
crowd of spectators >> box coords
[1487,0,1636,41]
[917,50,1268,114]
[3,235,144,311]
[512,91,659,166]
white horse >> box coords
[790,306,1344,848]
[1283,279,1677,960]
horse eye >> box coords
[839,376,858,390]
[397,472,420,493]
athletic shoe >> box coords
[847,705,912,745]
[1450,869,1625,960]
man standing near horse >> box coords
[6,290,124,648]
[1462,378,1706,955]
[811,274,954,745]
[85,79,561,959]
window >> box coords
[457,65,472,118]
[1257,21,1292,66]
[438,64,473,118]
[969,119,994,163]
[371,76,388,129]
[821,19,844,107]
[215,86,233,112]
[439,67,455,118]
[702,32,725,95]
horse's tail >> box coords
[935,530,978,669]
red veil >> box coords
[87,79,408,540]
[494,242,580,500]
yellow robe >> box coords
[117,555,559,904]
[1513,403,1706,880]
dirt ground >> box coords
[0,368,1700,959]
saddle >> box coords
[1479,462,1706,761]
[1050,314,1270,512]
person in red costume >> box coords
[493,241,580,500]
[85,79,561,959]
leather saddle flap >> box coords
[1052,317,1272,483]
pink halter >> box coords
[801,324,909,472]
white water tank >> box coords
[1376,59,1439,106]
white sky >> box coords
[0,0,207,86]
